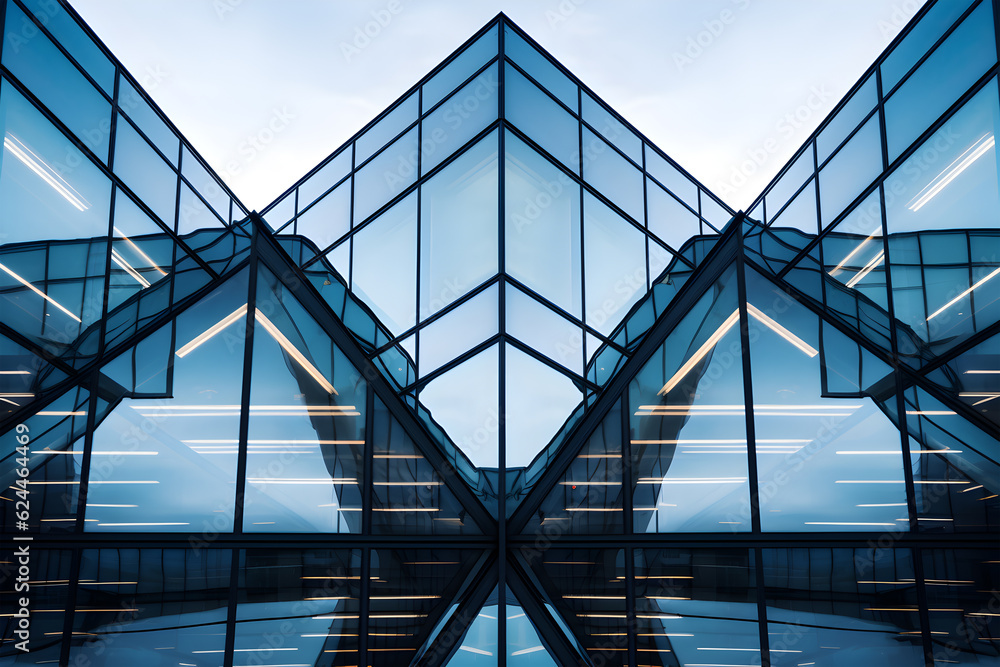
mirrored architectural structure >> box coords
[1,0,998,665]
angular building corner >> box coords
[0,1,998,666]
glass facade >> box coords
[1,1,997,665]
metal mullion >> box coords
[222,547,240,667]
[498,27,508,660]
[57,547,82,667]
[402,333,502,394]
[419,55,500,118]
[503,57,579,119]
[416,82,424,383]
[816,104,882,173]
[231,245,259,535]
[736,244,763,535]
[915,316,1000,377]
[359,545,370,667]
[625,543,636,667]
[503,335,600,393]
[754,546,771,667]
[913,546,935,667]
[363,383,374,536]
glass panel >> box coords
[504,62,579,173]
[700,192,731,230]
[235,549,361,666]
[506,589,557,666]
[765,148,814,223]
[504,133,581,317]
[770,177,817,235]
[524,400,623,534]
[419,283,498,375]
[297,177,351,251]
[921,550,1000,664]
[447,588,499,666]
[298,149,351,210]
[634,549,759,664]
[418,343,499,468]
[353,125,418,224]
[646,179,698,251]
[118,77,178,166]
[763,548,925,666]
[504,28,577,111]
[922,328,1000,429]
[371,397,479,534]
[108,189,174,313]
[84,271,248,532]
[630,267,751,532]
[746,268,908,531]
[820,115,882,226]
[880,0,976,93]
[356,92,417,165]
[264,191,295,231]
[180,145,229,223]
[420,130,498,321]
[19,0,116,93]
[884,1,996,161]
[582,128,643,223]
[645,146,698,206]
[537,549,626,665]
[505,344,583,467]
[243,267,366,533]
[583,193,646,336]
[0,549,72,663]
[114,116,177,228]
[422,62,499,174]
[423,24,499,112]
[70,549,230,666]
[352,191,416,334]
[2,0,112,163]
[0,385,89,533]
[177,181,220,234]
[817,75,877,164]
[506,283,582,375]
[581,92,641,164]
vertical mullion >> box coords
[416,85,423,381]
[754,546,770,667]
[362,383,374,536]
[625,543,636,667]
[497,20,508,666]
[223,548,240,667]
[359,546,370,667]
[232,247,259,535]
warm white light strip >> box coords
[0,371,30,375]
[926,266,1000,321]
[965,370,1000,374]
[253,309,336,394]
[746,304,818,356]
[458,647,492,656]
[113,227,167,276]
[906,410,956,416]
[0,262,82,322]
[845,249,884,289]
[511,646,544,656]
[3,134,89,210]
[659,309,740,395]
[111,249,151,288]
[176,304,247,357]
[828,226,882,277]
[909,134,995,211]
[973,395,1000,406]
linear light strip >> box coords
[828,226,882,276]
[659,310,740,395]
[3,134,89,210]
[927,266,1000,321]
[746,303,819,356]
[113,227,168,276]
[0,262,82,322]
[844,249,884,289]
[176,304,247,357]
[909,134,995,211]
[253,309,337,394]
[110,249,151,288]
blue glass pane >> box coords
[421,61,499,174]
[108,189,173,312]
[504,133,581,317]
[880,0,976,93]
[114,116,177,228]
[297,178,351,251]
[178,182,221,234]
[298,148,351,210]
[646,146,698,206]
[352,192,416,334]
[770,177,817,235]
[419,283,498,375]
[582,128,643,223]
[505,62,579,173]
[353,126,418,224]
[420,131,498,320]
[582,91,642,165]
[265,191,295,231]
[884,1,996,161]
[2,0,112,164]
[504,27,577,112]
[19,0,115,94]
[505,344,583,467]
[646,179,698,251]
[419,343,499,467]
[583,193,646,335]
[355,91,418,165]
[819,114,882,226]
[765,147,814,223]
[118,76,178,166]
[700,191,732,230]
[423,24,498,113]
[506,283,583,375]
[817,75,877,165]
[181,145,229,223]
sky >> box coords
[69,0,928,214]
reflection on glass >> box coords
[505,283,582,375]
[763,548,926,666]
[0,549,72,663]
[922,550,1000,664]
[243,266,365,533]
[582,128,643,224]
[503,28,577,111]
[505,63,579,173]
[422,62,499,175]
[297,178,351,253]
[235,549,360,667]
[419,283,498,375]
[353,126,419,225]
[631,267,751,532]
[584,193,646,337]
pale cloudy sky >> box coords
[69,0,926,213]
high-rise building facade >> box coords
[0,1,997,665]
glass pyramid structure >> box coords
[1,1,998,665]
